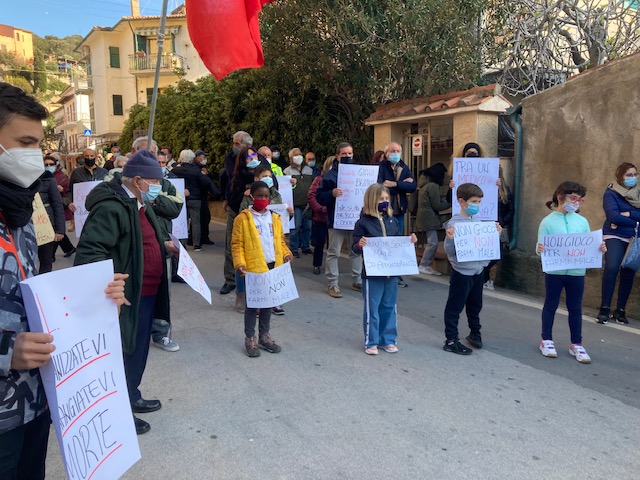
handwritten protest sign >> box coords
[267,203,291,234]
[453,221,501,262]
[363,236,418,276]
[20,260,140,480]
[452,157,499,221]
[170,233,212,303]
[334,164,379,230]
[540,230,603,273]
[73,181,101,236]
[32,192,55,246]
[275,176,295,230]
[245,262,299,308]
[167,178,188,239]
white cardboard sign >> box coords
[167,178,188,239]
[334,164,379,230]
[541,230,603,272]
[362,236,419,276]
[267,203,291,234]
[20,260,140,480]
[245,262,299,308]
[453,221,501,262]
[452,157,499,221]
[73,181,101,236]
[275,176,295,229]
[170,233,212,303]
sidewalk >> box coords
[46,223,640,479]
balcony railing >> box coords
[128,53,184,74]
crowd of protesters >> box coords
[0,83,636,478]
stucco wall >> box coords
[503,53,640,312]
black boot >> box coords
[596,306,610,324]
[613,309,629,325]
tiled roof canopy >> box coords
[364,84,511,125]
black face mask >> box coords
[85,158,96,167]
[340,156,353,164]
[465,152,479,158]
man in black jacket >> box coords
[173,149,219,251]
[316,142,363,298]
[68,148,108,213]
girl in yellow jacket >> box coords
[232,181,293,357]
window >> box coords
[112,95,123,116]
[109,46,120,68]
[146,88,162,104]
[16,33,19,41]
[136,35,148,53]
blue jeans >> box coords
[362,277,398,348]
[419,230,439,267]
[394,214,405,234]
[542,274,584,344]
[601,238,636,310]
[290,206,311,251]
[443,269,483,341]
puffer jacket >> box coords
[0,217,47,436]
[231,209,292,273]
[308,175,328,224]
[415,175,450,231]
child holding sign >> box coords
[443,183,502,355]
[536,181,606,364]
[352,184,417,355]
[232,181,293,357]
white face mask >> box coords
[293,155,304,166]
[266,156,272,164]
[201,158,207,166]
[0,144,44,188]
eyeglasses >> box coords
[44,163,56,167]
[565,195,585,204]
[246,153,258,160]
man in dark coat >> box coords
[75,150,178,435]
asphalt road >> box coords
[44,221,640,479]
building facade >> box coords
[75,6,209,149]
[0,24,34,63]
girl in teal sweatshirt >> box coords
[536,181,606,364]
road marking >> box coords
[415,274,640,336]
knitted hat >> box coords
[462,142,481,157]
[122,149,162,179]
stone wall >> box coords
[496,53,640,314]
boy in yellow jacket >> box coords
[232,181,293,357]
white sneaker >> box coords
[540,340,557,358]
[484,280,494,290]
[569,344,591,364]
[153,336,180,352]
[419,266,442,276]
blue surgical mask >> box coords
[261,176,274,188]
[388,153,401,164]
[563,202,579,213]
[465,203,480,216]
[161,167,168,176]
[308,161,316,168]
[246,159,260,169]
[232,146,240,155]
[624,177,638,188]
[141,181,162,203]
[378,201,389,212]
[46,166,56,174]
[273,152,280,159]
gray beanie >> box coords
[122,149,162,179]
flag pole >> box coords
[147,0,169,151]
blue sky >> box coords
[2,0,181,38]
